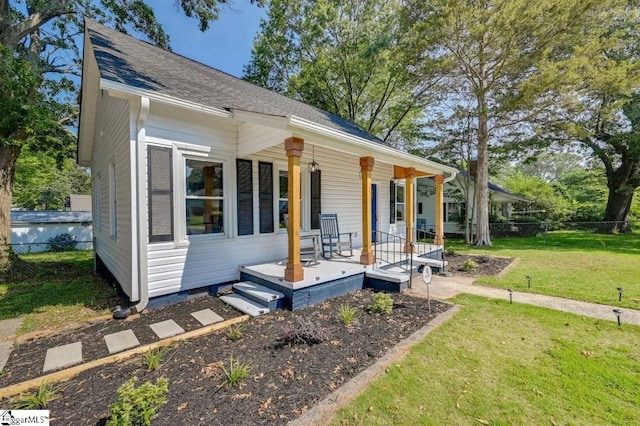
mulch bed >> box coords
[2,290,451,425]
[445,254,513,276]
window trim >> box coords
[108,161,117,238]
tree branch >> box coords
[2,1,74,49]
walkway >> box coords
[408,274,640,326]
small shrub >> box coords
[461,259,479,271]
[11,381,59,409]
[369,293,393,315]
[476,255,490,264]
[46,233,78,252]
[219,355,252,388]
[141,347,170,372]
[226,324,246,341]
[445,246,457,256]
[107,377,169,426]
[281,317,329,345]
[337,304,358,326]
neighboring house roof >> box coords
[456,171,528,202]
[84,20,381,144]
[11,211,92,224]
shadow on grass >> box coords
[447,231,640,255]
[0,251,123,320]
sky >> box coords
[152,3,267,78]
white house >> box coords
[416,171,525,235]
[77,20,457,312]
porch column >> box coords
[360,156,375,265]
[284,137,304,282]
[404,168,416,253]
[434,174,444,245]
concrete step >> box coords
[366,269,409,284]
[220,294,270,317]
[233,281,285,311]
[411,255,446,269]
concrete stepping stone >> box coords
[191,309,224,326]
[104,329,140,354]
[43,342,82,373]
[149,320,185,339]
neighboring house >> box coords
[70,194,93,211]
[416,171,525,235]
[77,20,457,310]
[11,211,93,253]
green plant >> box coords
[226,323,246,341]
[461,259,479,271]
[219,355,252,388]
[337,304,358,326]
[46,233,78,252]
[141,347,170,372]
[11,381,59,409]
[281,317,329,345]
[445,246,457,256]
[107,377,169,426]
[369,293,393,315]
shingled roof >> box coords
[85,19,383,144]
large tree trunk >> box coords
[0,145,20,264]
[601,182,636,233]
[474,87,492,246]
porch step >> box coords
[220,293,270,317]
[411,255,446,269]
[233,281,285,311]
[366,270,409,284]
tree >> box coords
[243,0,441,149]
[405,0,624,245]
[0,0,263,262]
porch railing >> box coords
[372,228,443,279]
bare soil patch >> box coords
[445,254,513,276]
[1,290,451,425]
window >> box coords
[185,159,224,235]
[418,202,423,215]
[396,184,405,222]
[109,162,117,237]
[310,171,321,229]
[236,159,253,236]
[148,146,174,242]
[259,162,274,233]
[279,170,288,229]
[445,202,459,222]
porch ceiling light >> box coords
[308,144,320,172]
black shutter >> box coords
[390,180,396,224]
[148,146,173,242]
[236,159,253,236]
[259,162,274,233]
[310,170,321,229]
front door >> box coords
[371,183,378,243]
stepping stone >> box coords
[191,309,224,326]
[149,320,185,339]
[43,342,82,373]
[104,329,140,354]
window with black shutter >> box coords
[389,180,396,224]
[310,170,321,229]
[259,162,274,233]
[148,146,173,242]
[236,159,253,236]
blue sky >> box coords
[153,3,267,78]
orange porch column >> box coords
[404,168,416,253]
[360,156,375,265]
[434,174,444,245]
[284,137,304,282]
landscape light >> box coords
[508,288,514,304]
[527,276,531,289]
[617,287,624,302]
[613,309,623,326]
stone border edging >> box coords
[0,315,249,399]
[288,304,462,426]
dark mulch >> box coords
[445,254,513,276]
[3,290,451,425]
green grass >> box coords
[445,231,640,309]
[0,251,121,334]
[332,295,640,425]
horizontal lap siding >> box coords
[93,94,133,297]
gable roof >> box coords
[456,170,527,202]
[84,19,382,144]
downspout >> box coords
[114,96,150,319]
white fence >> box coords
[10,211,93,253]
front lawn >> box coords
[0,251,121,334]
[332,294,640,425]
[446,231,640,308]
